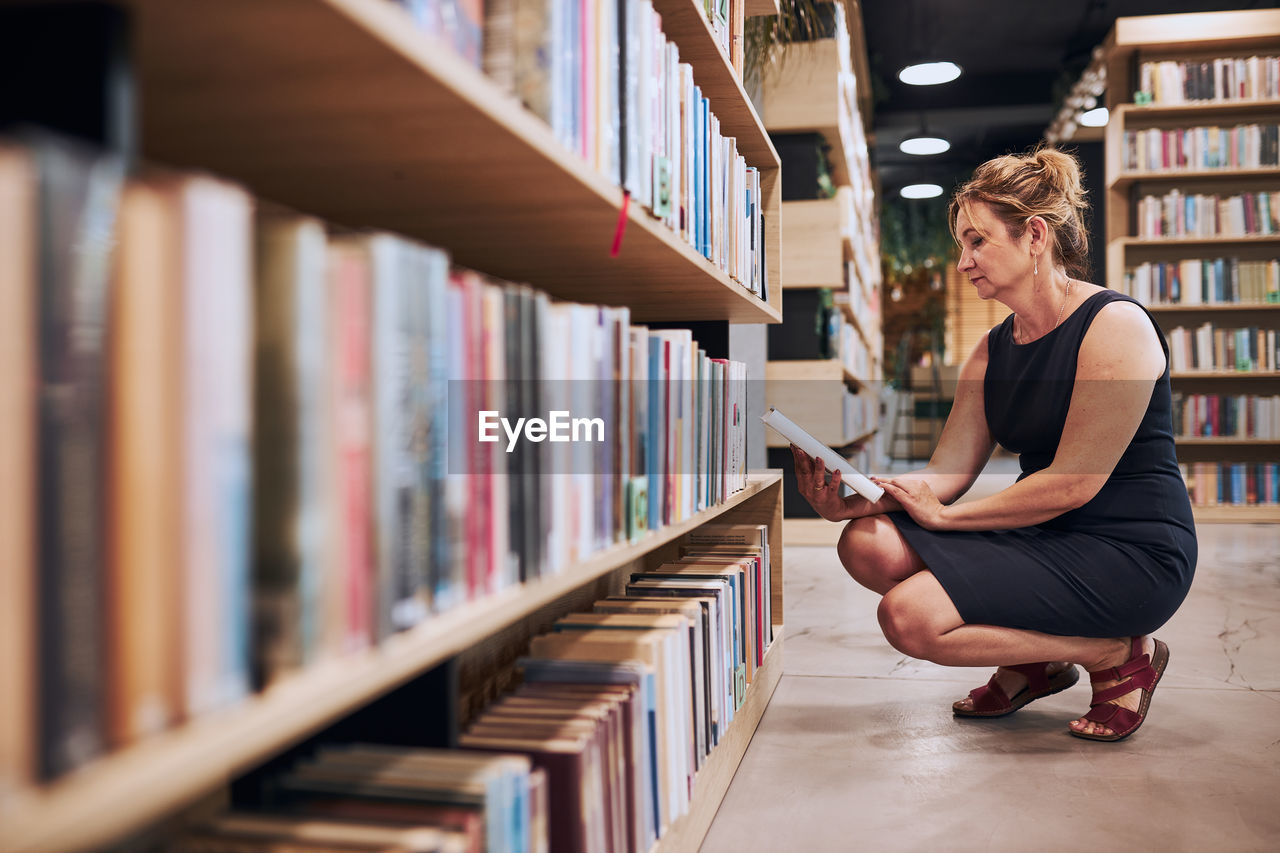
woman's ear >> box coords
[1026,216,1049,254]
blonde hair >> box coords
[950,146,1090,279]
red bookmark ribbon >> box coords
[610,191,631,257]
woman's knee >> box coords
[837,515,919,594]
[876,590,934,659]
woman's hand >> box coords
[876,477,948,530]
[790,445,878,522]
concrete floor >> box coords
[702,515,1280,852]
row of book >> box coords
[839,319,875,382]
[1121,123,1280,173]
[173,523,773,853]
[1136,55,1280,105]
[1136,190,1280,239]
[1122,258,1280,306]
[177,747,533,853]
[1181,462,1280,507]
[1172,393,1280,440]
[465,526,772,852]
[0,134,749,793]
[477,0,768,296]
[1167,323,1280,374]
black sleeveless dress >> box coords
[889,290,1197,638]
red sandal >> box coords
[1070,636,1170,742]
[953,662,1080,718]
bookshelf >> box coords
[0,0,788,850]
[762,2,881,515]
[1,474,785,853]
[1104,9,1280,522]
[122,0,782,324]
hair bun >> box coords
[1031,146,1086,210]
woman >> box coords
[793,146,1196,741]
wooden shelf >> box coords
[80,0,780,324]
[1116,235,1280,248]
[1192,504,1280,523]
[1146,302,1280,313]
[1110,166,1280,191]
[780,195,850,289]
[765,360,871,448]
[1171,371,1280,379]
[745,0,781,17]
[1115,98,1280,121]
[1177,437,1280,446]
[1104,10,1280,110]
[0,472,783,853]
[650,630,784,853]
[652,0,779,171]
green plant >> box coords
[879,193,954,284]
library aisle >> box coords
[701,491,1280,851]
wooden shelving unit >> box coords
[761,2,881,504]
[1104,9,1280,523]
[115,0,783,324]
[1,473,785,853]
[0,1,789,850]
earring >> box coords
[1034,256,1038,276]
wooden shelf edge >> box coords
[1116,98,1280,120]
[650,629,784,853]
[1146,303,1280,312]
[1117,235,1280,247]
[1176,437,1280,445]
[1109,167,1280,190]
[0,473,783,853]
[744,0,781,17]
[1192,504,1280,523]
[1171,371,1280,379]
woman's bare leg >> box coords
[878,570,1155,737]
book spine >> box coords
[35,139,124,778]
[0,145,37,795]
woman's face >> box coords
[954,202,1033,300]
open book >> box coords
[761,407,884,502]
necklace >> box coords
[1054,277,1073,328]
[1016,278,1073,344]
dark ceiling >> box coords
[861,0,1280,197]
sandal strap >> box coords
[966,677,1012,713]
[1005,661,1053,694]
[1089,637,1150,684]
[1082,702,1141,732]
[1090,666,1155,706]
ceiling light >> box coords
[898,61,962,86]
[899,136,950,155]
[900,183,943,199]
[1079,106,1109,127]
